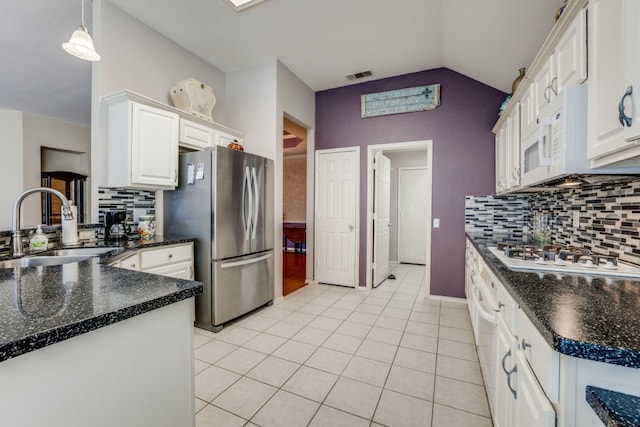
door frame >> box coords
[366,140,433,290]
[314,146,360,287]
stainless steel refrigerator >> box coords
[164,146,274,332]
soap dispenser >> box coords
[30,225,48,251]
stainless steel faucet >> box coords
[12,187,74,256]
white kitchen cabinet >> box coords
[105,92,179,190]
[139,242,194,280]
[588,0,640,166]
[531,9,587,127]
[495,316,517,427]
[218,130,243,148]
[518,308,560,403]
[495,126,508,194]
[110,252,139,271]
[495,103,521,194]
[179,118,218,150]
[521,85,538,143]
[109,242,194,280]
[515,350,557,427]
[554,9,588,94]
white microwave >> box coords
[521,85,637,187]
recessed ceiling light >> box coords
[224,0,268,12]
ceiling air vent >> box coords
[345,70,373,81]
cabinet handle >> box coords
[544,86,551,103]
[189,266,193,280]
[174,169,178,184]
[501,349,512,374]
[619,86,633,127]
[506,364,518,399]
[498,301,505,309]
[131,263,136,269]
[550,76,558,96]
[521,338,531,349]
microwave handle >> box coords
[538,116,553,167]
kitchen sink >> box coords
[42,247,117,256]
[0,255,94,269]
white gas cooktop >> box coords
[488,246,640,279]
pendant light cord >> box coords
[81,0,86,28]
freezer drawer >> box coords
[212,251,274,327]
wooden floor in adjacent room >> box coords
[283,250,306,296]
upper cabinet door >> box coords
[588,0,640,163]
[179,118,218,150]
[130,103,179,188]
[106,93,180,190]
[554,8,587,93]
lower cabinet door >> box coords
[495,318,516,427]
[515,350,556,427]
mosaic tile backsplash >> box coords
[466,177,640,266]
[97,188,156,224]
[465,195,528,239]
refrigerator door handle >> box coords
[251,166,259,239]
[242,166,252,240]
[219,252,272,269]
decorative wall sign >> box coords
[361,84,441,118]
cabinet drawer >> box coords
[140,243,193,270]
[179,119,216,149]
[518,309,560,403]
[497,282,518,335]
[110,252,139,271]
[143,260,193,280]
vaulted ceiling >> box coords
[0,0,564,126]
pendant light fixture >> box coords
[62,0,100,61]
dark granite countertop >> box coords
[586,386,640,427]
[467,232,640,368]
[0,237,202,363]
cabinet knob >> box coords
[168,253,173,259]
[521,338,532,349]
[498,301,505,309]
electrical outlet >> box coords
[78,229,97,240]
[572,211,580,229]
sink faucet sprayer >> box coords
[11,187,74,257]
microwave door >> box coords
[521,121,553,187]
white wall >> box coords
[385,150,429,261]
[0,111,90,229]
[91,0,228,222]
[0,111,24,229]
[276,62,316,287]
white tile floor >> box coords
[193,264,493,427]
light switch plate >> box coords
[433,218,440,228]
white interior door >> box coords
[315,149,358,287]
[373,152,391,287]
[398,168,428,265]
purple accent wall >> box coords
[315,68,505,298]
